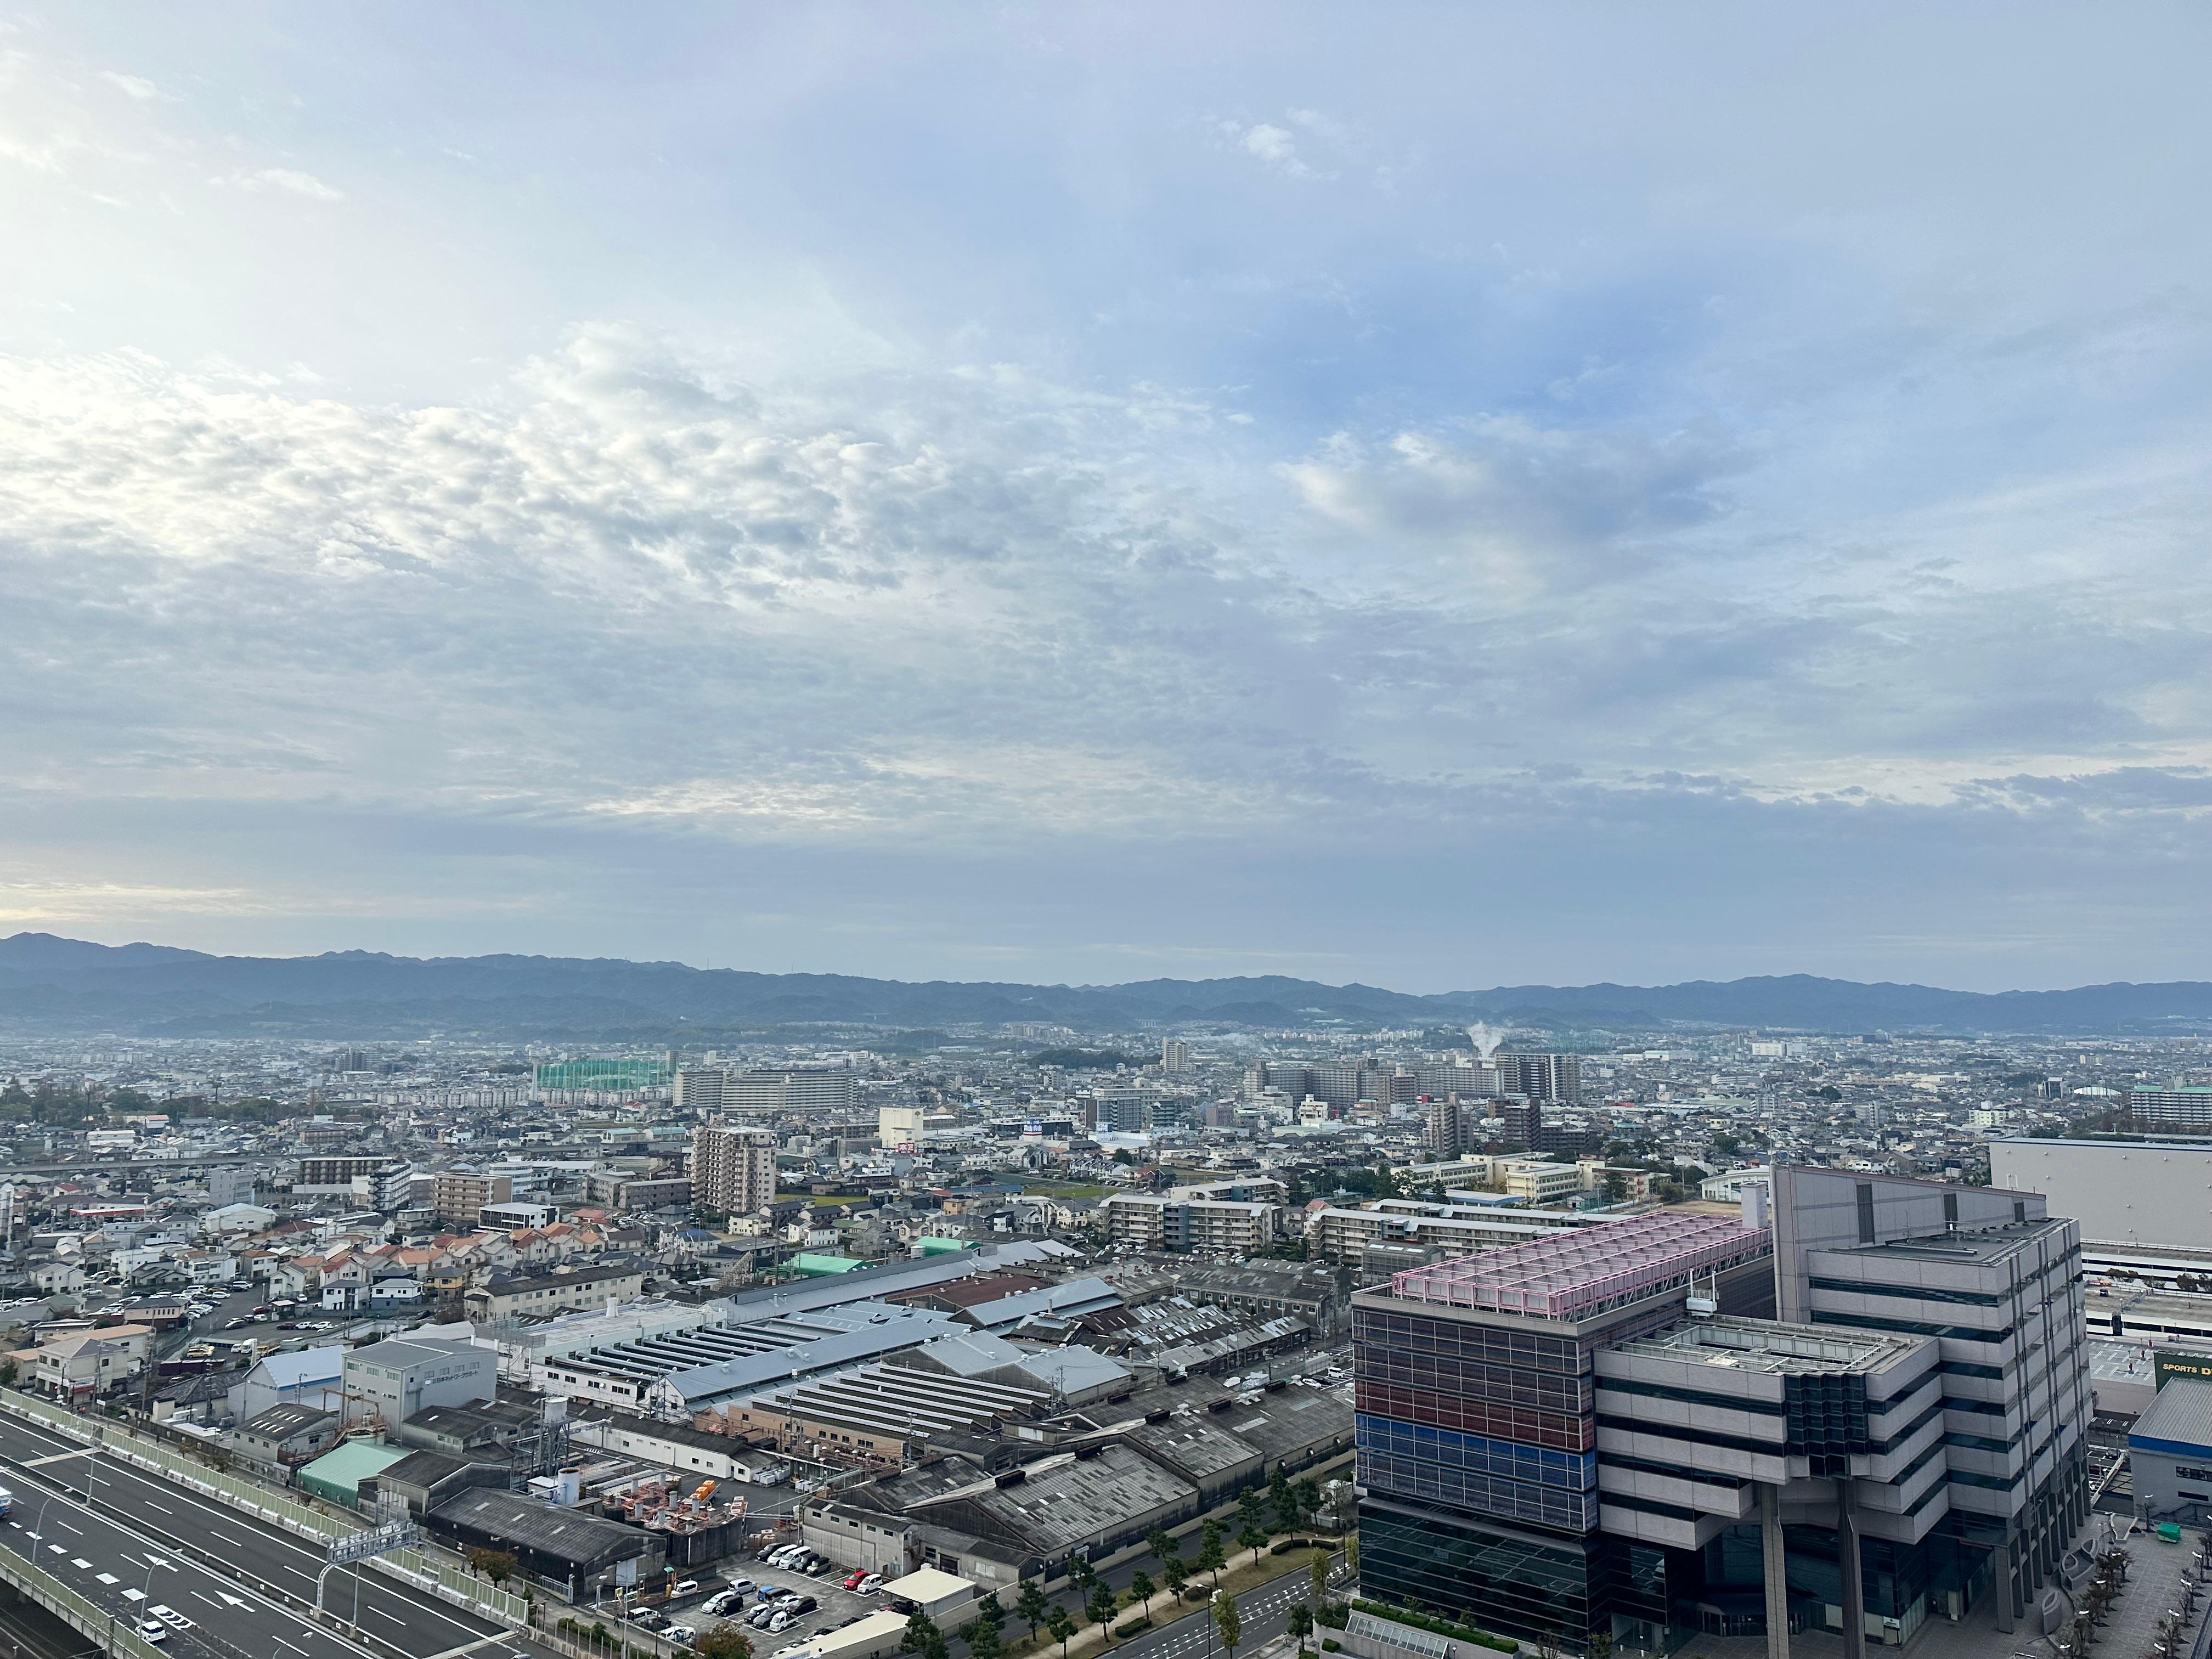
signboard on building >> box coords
[2154,1351,2212,1387]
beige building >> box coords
[691,1122,778,1216]
[431,1169,512,1227]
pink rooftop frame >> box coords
[1388,1210,1774,1320]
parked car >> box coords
[137,1623,168,1645]
[672,1581,701,1597]
[703,1592,741,1617]
[856,1575,883,1595]
[766,1613,792,1634]
[785,1597,818,1617]
[665,1626,696,1643]
[724,1579,757,1595]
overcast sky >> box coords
[4,4,2210,992]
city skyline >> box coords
[5,7,2211,988]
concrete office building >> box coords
[691,1121,777,1216]
[1990,1137,2212,1250]
[1769,1168,2090,1645]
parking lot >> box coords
[619,1547,892,1651]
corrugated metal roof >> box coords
[2133,1378,2212,1454]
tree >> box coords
[976,1594,1007,1639]
[1269,1468,1299,1533]
[1148,1527,1180,1568]
[466,1548,518,1585]
[1214,1595,1242,1659]
[1162,1557,1190,1601]
[695,1626,754,1659]
[1127,1571,1155,1610]
[901,1612,941,1656]
[1198,1520,1227,1586]
[968,1623,1002,1659]
[1015,1583,1051,1641]
[1295,1479,1321,1517]
[1237,1488,1266,1534]
[1343,1535,1358,1577]
[1288,1604,1314,1657]
[1238,1526,1267,1554]
[1047,1611,1076,1659]
[1087,1583,1117,1643]
[1308,1550,1330,1613]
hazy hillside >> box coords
[3,933,2210,1039]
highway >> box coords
[0,1409,541,1659]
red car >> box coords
[842,1571,869,1592]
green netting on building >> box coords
[533,1058,671,1091]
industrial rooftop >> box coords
[1387,1210,1773,1320]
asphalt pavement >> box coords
[0,1408,543,1659]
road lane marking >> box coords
[143,1500,173,1514]
[98,1573,119,1584]
[125,1590,147,1602]
[369,1606,410,1625]
[72,1557,92,1568]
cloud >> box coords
[1283,417,1742,593]
[98,71,159,101]
[227,167,345,201]
[1222,119,1321,180]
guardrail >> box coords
[0,1389,529,1628]
[0,1538,170,1659]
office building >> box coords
[1354,1212,1778,1654]
[691,1121,778,1216]
[1769,1166,2090,1641]
[430,1169,511,1227]
[1353,1168,2090,1657]
[1990,1137,2212,1250]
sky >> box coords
[3,4,2211,993]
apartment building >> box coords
[675,1066,856,1117]
[1101,1191,1281,1256]
[464,1265,647,1323]
[296,1155,413,1210]
[690,1121,778,1216]
[431,1169,511,1227]
[2124,1087,2212,1131]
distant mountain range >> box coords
[3,932,2211,1041]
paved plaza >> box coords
[1671,1518,2211,1659]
